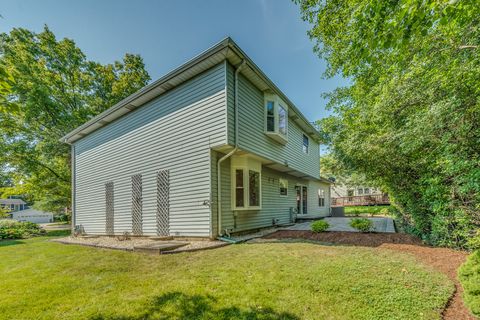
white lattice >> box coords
[131,174,143,236]
[105,182,114,235]
[156,170,170,236]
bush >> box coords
[0,220,46,239]
[459,250,480,316]
[350,218,374,233]
[311,220,330,233]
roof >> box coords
[61,37,322,144]
[0,198,26,205]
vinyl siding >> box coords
[211,151,329,235]
[226,63,320,179]
[73,62,228,237]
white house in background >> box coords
[11,209,53,224]
[0,198,27,212]
[62,38,332,239]
[331,184,383,198]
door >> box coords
[295,185,308,214]
[302,186,308,214]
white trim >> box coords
[264,93,288,144]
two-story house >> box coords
[62,38,331,238]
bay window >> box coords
[231,155,262,210]
[264,94,288,144]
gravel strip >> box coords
[52,236,226,253]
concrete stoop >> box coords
[133,242,188,254]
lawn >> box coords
[344,205,391,216]
[0,234,453,320]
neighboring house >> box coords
[0,198,27,212]
[331,185,382,198]
[62,38,331,238]
[11,209,53,224]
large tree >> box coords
[297,0,480,249]
[0,26,150,213]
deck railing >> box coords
[331,194,390,207]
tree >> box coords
[320,153,372,189]
[296,0,480,249]
[0,26,150,213]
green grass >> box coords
[0,235,453,320]
[344,205,391,216]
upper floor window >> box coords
[264,94,288,144]
[302,134,309,154]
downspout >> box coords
[217,59,246,236]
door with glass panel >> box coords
[295,185,308,214]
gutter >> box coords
[216,59,245,236]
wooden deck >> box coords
[332,194,390,207]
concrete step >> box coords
[133,242,188,254]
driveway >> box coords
[283,217,396,233]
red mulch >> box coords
[263,231,474,320]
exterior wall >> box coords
[211,151,330,235]
[73,62,228,237]
[226,63,320,179]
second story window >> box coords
[302,134,309,154]
[264,94,288,144]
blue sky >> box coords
[1,0,347,122]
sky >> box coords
[0,0,347,123]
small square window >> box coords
[357,188,363,195]
[302,134,309,153]
[279,179,288,196]
[364,188,370,194]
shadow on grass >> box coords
[0,239,25,247]
[90,292,299,320]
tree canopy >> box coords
[297,0,480,249]
[0,26,150,213]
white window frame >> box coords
[302,134,309,154]
[231,157,262,211]
[279,178,288,196]
[264,93,288,144]
[318,189,325,207]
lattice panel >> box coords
[105,182,114,235]
[131,174,143,235]
[156,170,170,236]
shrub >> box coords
[0,220,46,239]
[311,220,330,233]
[350,218,374,233]
[459,250,480,316]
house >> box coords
[62,38,331,238]
[0,198,27,212]
[11,209,53,224]
[331,183,389,207]
[331,185,382,198]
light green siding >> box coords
[211,151,329,235]
[73,62,228,237]
[226,63,321,179]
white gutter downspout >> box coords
[217,60,245,236]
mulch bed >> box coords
[263,230,474,320]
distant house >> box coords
[61,38,332,238]
[331,185,382,198]
[11,209,53,224]
[331,183,389,207]
[0,198,27,212]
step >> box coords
[133,242,188,254]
